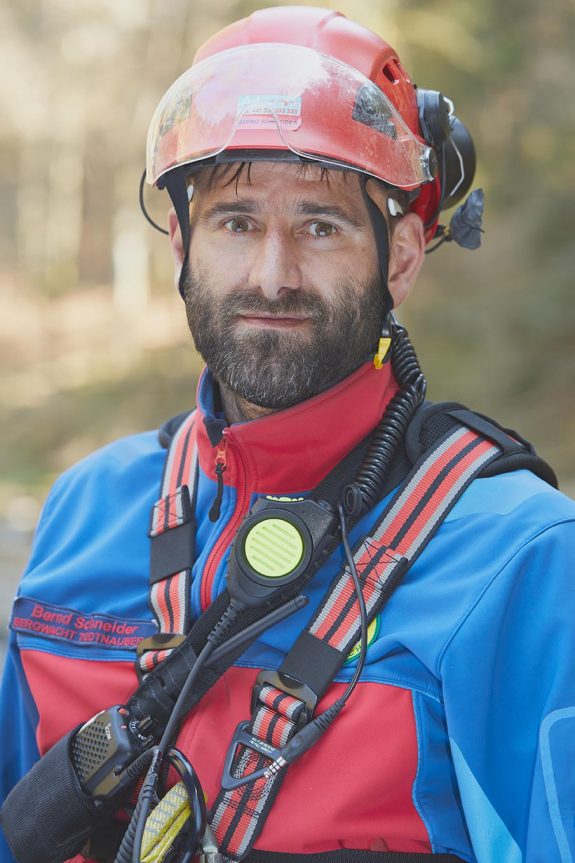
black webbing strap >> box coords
[210,422,502,860]
[360,175,393,318]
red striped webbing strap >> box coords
[139,410,198,677]
[210,424,500,861]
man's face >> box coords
[181,162,385,409]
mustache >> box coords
[219,289,327,321]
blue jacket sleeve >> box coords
[441,518,575,863]
[0,479,67,863]
[0,632,41,863]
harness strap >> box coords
[211,424,500,861]
[138,410,198,676]
[131,430,371,728]
[135,405,539,857]
[135,416,375,697]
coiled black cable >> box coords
[344,319,427,515]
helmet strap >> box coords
[359,176,394,367]
[360,175,392,313]
[163,170,193,299]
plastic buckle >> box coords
[220,720,284,790]
[136,633,187,657]
[252,669,318,727]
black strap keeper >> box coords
[149,520,195,584]
[280,631,343,702]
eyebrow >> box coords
[199,199,365,229]
[297,202,365,229]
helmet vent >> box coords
[382,63,399,85]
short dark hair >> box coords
[187,160,412,226]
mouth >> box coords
[237,314,311,330]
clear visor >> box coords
[146,44,432,189]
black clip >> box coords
[220,721,284,791]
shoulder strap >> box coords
[137,409,198,677]
[210,421,501,861]
[405,401,558,487]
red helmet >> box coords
[146,6,477,255]
[146,7,464,240]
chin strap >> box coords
[359,176,394,369]
[158,168,194,301]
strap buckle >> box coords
[136,633,187,657]
[220,720,284,791]
[252,669,318,727]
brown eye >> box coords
[308,221,336,237]
[224,217,251,233]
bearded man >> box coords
[2,8,575,863]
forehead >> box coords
[190,161,368,214]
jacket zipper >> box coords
[201,432,250,611]
[208,438,228,522]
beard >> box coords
[182,264,386,410]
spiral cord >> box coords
[345,321,427,514]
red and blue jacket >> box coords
[2,360,575,862]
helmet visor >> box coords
[146,44,432,189]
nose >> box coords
[247,228,302,300]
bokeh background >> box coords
[1,0,574,663]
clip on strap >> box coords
[212,679,312,857]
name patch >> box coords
[10,597,157,650]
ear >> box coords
[387,213,425,308]
[168,208,185,285]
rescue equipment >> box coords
[0,323,557,863]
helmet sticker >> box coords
[352,86,397,139]
[158,92,190,137]
[237,95,302,131]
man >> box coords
[1,7,574,863]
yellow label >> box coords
[373,336,391,369]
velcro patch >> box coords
[10,597,157,650]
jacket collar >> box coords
[195,361,398,495]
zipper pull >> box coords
[209,438,228,522]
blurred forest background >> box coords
[1,0,574,648]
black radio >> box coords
[71,704,153,800]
